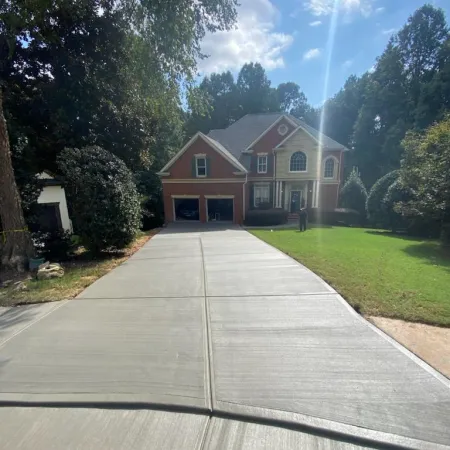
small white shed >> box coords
[36,171,72,233]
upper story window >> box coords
[196,156,207,177]
[290,151,307,172]
[257,154,268,173]
[278,124,288,136]
[324,157,336,179]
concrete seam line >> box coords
[0,300,69,348]
[200,236,215,412]
[247,229,450,387]
[198,415,213,450]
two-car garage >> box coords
[173,196,234,223]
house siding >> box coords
[319,183,339,210]
[275,128,319,180]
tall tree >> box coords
[399,117,450,244]
[352,42,410,186]
[236,62,277,114]
[396,3,448,103]
[0,0,238,269]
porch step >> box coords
[288,213,299,220]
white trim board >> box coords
[157,132,247,175]
[204,195,235,199]
[170,195,200,199]
[162,179,245,184]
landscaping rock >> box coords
[37,263,64,280]
[1,280,13,288]
[38,261,50,271]
[13,281,28,291]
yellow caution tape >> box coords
[1,228,29,243]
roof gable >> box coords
[158,132,247,175]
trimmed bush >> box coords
[58,146,141,252]
[245,208,288,226]
[340,169,368,224]
[308,208,360,226]
[32,230,73,261]
[366,170,400,227]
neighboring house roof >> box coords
[157,132,247,174]
[207,113,349,159]
[37,171,64,186]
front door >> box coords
[290,190,302,213]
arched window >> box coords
[290,152,307,172]
[324,157,335,178]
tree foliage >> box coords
[399,116,450,244]
[340,169,368,221]
[0,0,237,268]
[58,146,141,252]
[186,63,315,135]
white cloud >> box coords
[304,0,375,18]
[342,59,354,70]
[375,7,385,14]
[198,0,293,74]
[381,28,397,35]
[368,64,376,73]
[303,48,322,60]
[309,20,322,26]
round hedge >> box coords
[366,170,399,227]
[58,146,141,252]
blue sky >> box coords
[198,0,450,106]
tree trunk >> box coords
[0,88,34,271]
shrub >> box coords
[141,196,164,230]
[32,230,73,261]
[308,208,360,226]
[257,201,273,210]
[366,170,400,227]
[340,169,368,224]
[245,208,288,226]
[58,146,141,252]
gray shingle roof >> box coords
[202,134,248,173]
[207,113,349,161]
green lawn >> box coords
[251,227,450,327]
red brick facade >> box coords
[159,117,346,225]
[161,134,245,224]
[250,117,296,179]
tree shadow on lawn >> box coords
[365,230,450,273]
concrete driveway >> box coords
[0,224,449,449]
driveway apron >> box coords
[0,223,449,449]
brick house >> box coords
[158,113,348,224]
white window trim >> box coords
[195,155,207,178]
[257,155,268,174]
[323,156,339,179]
[278,124,288,136]
[289,152,308,173]
[254,184,270,207]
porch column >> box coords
[274,181,279,208]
